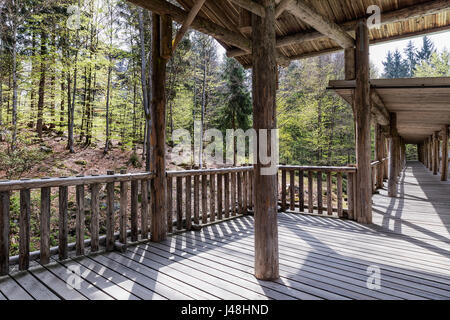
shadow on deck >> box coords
[0,162,449,300]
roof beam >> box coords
[286,0,355,48]
[129,0,291,66]
[129,0,251,53]
[370,90,390,126]
[228,0,450,59]
[171,0,207,56]
[229,0,265,17]
[275,0,293,19]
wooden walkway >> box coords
[0,162,449,300]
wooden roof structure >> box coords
[329,77,450,144]
[130,0,450,67]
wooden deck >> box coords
[0,162,449,300]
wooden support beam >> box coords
[388,113,399,197]
[230,0,265,17]
[171,0,206,56]
[353,20,371,224]
[228,0,450,59]
[151,13,169,242]
[370,90,390,126]
[252,0,279,280]
[275,0,293,18]
[287,0,354,48]
[344,48,355,80]
[130,0,251,52]
[433,131,439,175]
[375,124,384,189]
[441,125,449,181]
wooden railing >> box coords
[0,164,362,275]
[278,166,357,219]
[0,171,154,275]
[166,167,254,233]
[371,158,388,192]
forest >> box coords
[1,0,450,181]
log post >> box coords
[375,124,384,189]
[388,113,399,197]
[353,20,372,224]
[150,14,170,242]
[252,0,279,280]
[441,125,449,181]
[433,131,439,175]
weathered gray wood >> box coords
[337,173,343,217]
[165,177,171,234]
[0,191,10,275]
[289,170,295,211]
[58,186,68,259]
[326,172,333,216]
[237,172,242,214]
[308,171,313,213]
[281,169,287,211]
[441,125,449,181]
[433,131,439,175]
[76,184,85,256]
[185,176,192,230]
[176,176,183,230]
[90,183,100,252]
[141,177,150,239]
[0,172,155,192]
[388,114,399,197]
[242,171,247,214]
[193,175,200,224]
[210,174,216,221]
[106,171,115,252]
[202,175,208,223]
[19,189,31,270]
[40,187,51,264]
[224,173,230,218]
[131,180,139,242]
[252,0,279,280]
[119,171,128,245]
[151,13,168,242]
[231,172,237,216]
[347,172,354,220]
[298,170,304,212]
[376,124,384,189]
[217,174,223,220]
[353,20,372,224]
[317,172,323,215]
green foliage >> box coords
[415,49,450,77]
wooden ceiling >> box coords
[175,0,450,67]
[130,1,450,67]
[329,78,450,144]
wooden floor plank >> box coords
[0,275,33,300]
[12,271,60,300]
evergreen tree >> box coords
[415,49,450,77]
[404,40,418,77]
[382,49,408,78]
[417,36,435,62]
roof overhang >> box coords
[328,77,450,144]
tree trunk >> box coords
[37,31,48,139]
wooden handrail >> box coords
[167,166,253,177]
[0,172,155,192]
[279,165,356,172]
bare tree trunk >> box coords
[37,31,47,138]
[59,71,65,134]
[104,64,112,154]
[11,23,18,150]
[199,46,207,168]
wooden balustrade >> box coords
[166,167,254,232]
[278,166,357,219]
[371,157,388,193]
[0,164,371,275]
[0,171,154,275]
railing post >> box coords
[0,191,10,275]
[19,189,31,270]
[441,125,449,181]
[40,187,51,264]
[106,170,115,252]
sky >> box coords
[370,30,450,73]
